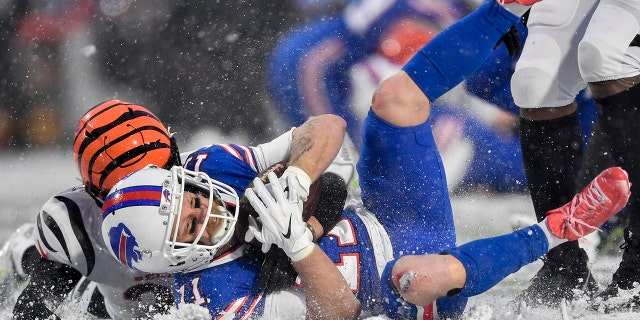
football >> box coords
[235,161,321,241]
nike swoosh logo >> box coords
[282,215,292,239]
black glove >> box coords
[13,258,82,320]
[257,247,298,294]
[495,24,522,57]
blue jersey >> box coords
[183,143,260,199]
[174,207,385,318]
[172,113,467,318]
[177,143,385,317]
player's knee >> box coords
[511,31,565,108]
[578,38,620,81]
[511,66,557,108]
[371,73,430,126]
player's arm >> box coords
[13,258,83,320]
[14,190,93,319]
[252,114,346,180]
[246,173,360,319]
[292,245,360,319]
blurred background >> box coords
[0,0,337,238]
[0,0,339,150]
[1,2,636,319]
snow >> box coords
[2,153,640,319]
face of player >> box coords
[173,191,225,246]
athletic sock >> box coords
[402,0,521,101]
[519,112,583,221]
[536,219,568,248]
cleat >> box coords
[515,241,598,307]
[594,227,640,310]
[517,167,629,307]
[546,167,631,241]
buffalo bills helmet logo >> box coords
[109,222,142,269]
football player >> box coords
[10,100,346,319]
[510,0,640,307]
[99,0,580,318]
[12,100,181,319]
[266,0,471,146]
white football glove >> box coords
[279,166,311,211]
[245,172,314,262]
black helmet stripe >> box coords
[85,125,171,190]
[75,109,169,177]
[75,101,130,141]
[97,140,172,188]
[74,101,161,141]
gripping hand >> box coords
[279,166,311,211]
[245,172,314,262]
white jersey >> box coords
[34,186,173,319]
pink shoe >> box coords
[547,167,631,241]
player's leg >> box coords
[382,167,630,311]
[361,0,527,252]
[577,0,640,306]
[360,2,528,318]
[510,0,601,305]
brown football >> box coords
[235,161,321,242]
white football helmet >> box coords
[100,165,239,274]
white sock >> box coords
[536,218,568,249]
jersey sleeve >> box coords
[184,143,269,197]
[251,128,294,172]
[34,188,99,276]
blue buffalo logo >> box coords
[109,223,142,269]
[163,189,171,202]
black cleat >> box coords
[516,241,598,307]
[593,227,640,312]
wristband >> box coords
[288,240,315,262]
[306,223,316,242]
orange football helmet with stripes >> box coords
[73,100,181,200]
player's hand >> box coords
[279,166,311,211]
[245,172,314,262]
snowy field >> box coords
[2,151,640,319]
